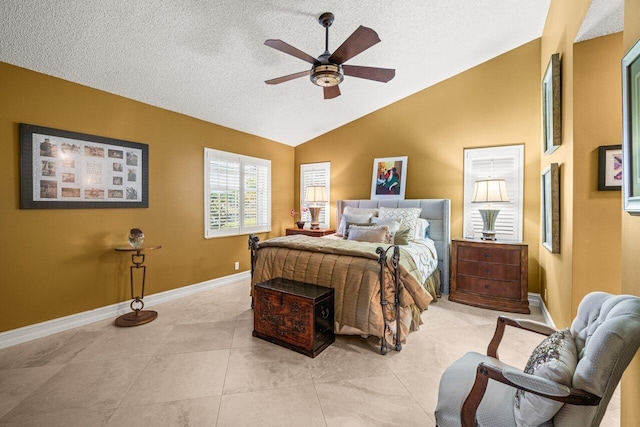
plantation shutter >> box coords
[243,159,270,233]
[463,145,524,241]
[300,162,331,228]
[205,149,270,238]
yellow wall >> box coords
[621,0,640,423]
[0,62,294,332]
[572,33,623,305]
[538,0,590,328]
[296,40,543,293]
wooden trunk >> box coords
[253,278,335,358]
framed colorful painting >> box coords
[370,156,407,200]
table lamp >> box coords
[472,179,509,240]
[304,186,327,229]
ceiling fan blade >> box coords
[324,85,340,99]
[265,70,310,85]
[264,39,317,64]
[342,65,395,83]
[328,26,381,65]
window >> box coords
[300,162,331,229]
[463,145,524,241]
[204,148,271,238]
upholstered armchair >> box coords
[435,292,640,427]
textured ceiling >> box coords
[0,1,556,146]
[575,0,624,42]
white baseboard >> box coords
[528,292,557,328]
[0,271,251,349]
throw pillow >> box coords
[342,222,375,239]
[336,213,372,237]
[378,207,422,240]
[347,225,389,244]
[393,228,411,245]
[514,328,577,427]
[371,217,401,243]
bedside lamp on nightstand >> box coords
[304,185,327,230]
[472,178,509,240]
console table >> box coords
[114,245,161,326]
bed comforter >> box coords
[251,234,435,342]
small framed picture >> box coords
[370,156,407,200]
[597,145,622,191]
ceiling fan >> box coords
[264,12,395,99]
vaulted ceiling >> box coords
[0,1,622,147]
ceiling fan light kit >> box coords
[265,12,395,99]
[311,64,343,87]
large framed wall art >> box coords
[370,156,407,200]
[622,39,640,214]
[541,163,560,253]
[20,123,149,209]
[542,53,562,155]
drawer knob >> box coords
[484,252,491,258]
[484,284,490,290]
[484,268,490,274]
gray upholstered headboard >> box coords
[336,199,451,294]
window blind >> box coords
[204,149,271,238]
[300,162,331,228]
[463,145,524,241]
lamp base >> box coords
[308,207,321,229]
[479,209,500,241]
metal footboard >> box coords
[248,234,403,355]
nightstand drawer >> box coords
[456,260,521,281]
[456,275,521,300]
[457,245,520,265]
[450,238,529,314]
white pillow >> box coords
[336,213,372,237]
[343,206,379,217]
[378,207,421,240]
[514,329,577,427]
[414,218,430,240]
[371,217,401,232]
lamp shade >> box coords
[304,186,327,203]
[472,179,509,203]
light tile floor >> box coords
[0,279,620,426]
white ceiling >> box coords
[1,1,558,146]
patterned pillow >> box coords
[336,213,372,237]
[378,207,422,240]
[514,329,577,426]
[347,225,389,243]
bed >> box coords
[249,199,451,354]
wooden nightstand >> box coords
[450,238,529,313]
[286,228,335,237]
